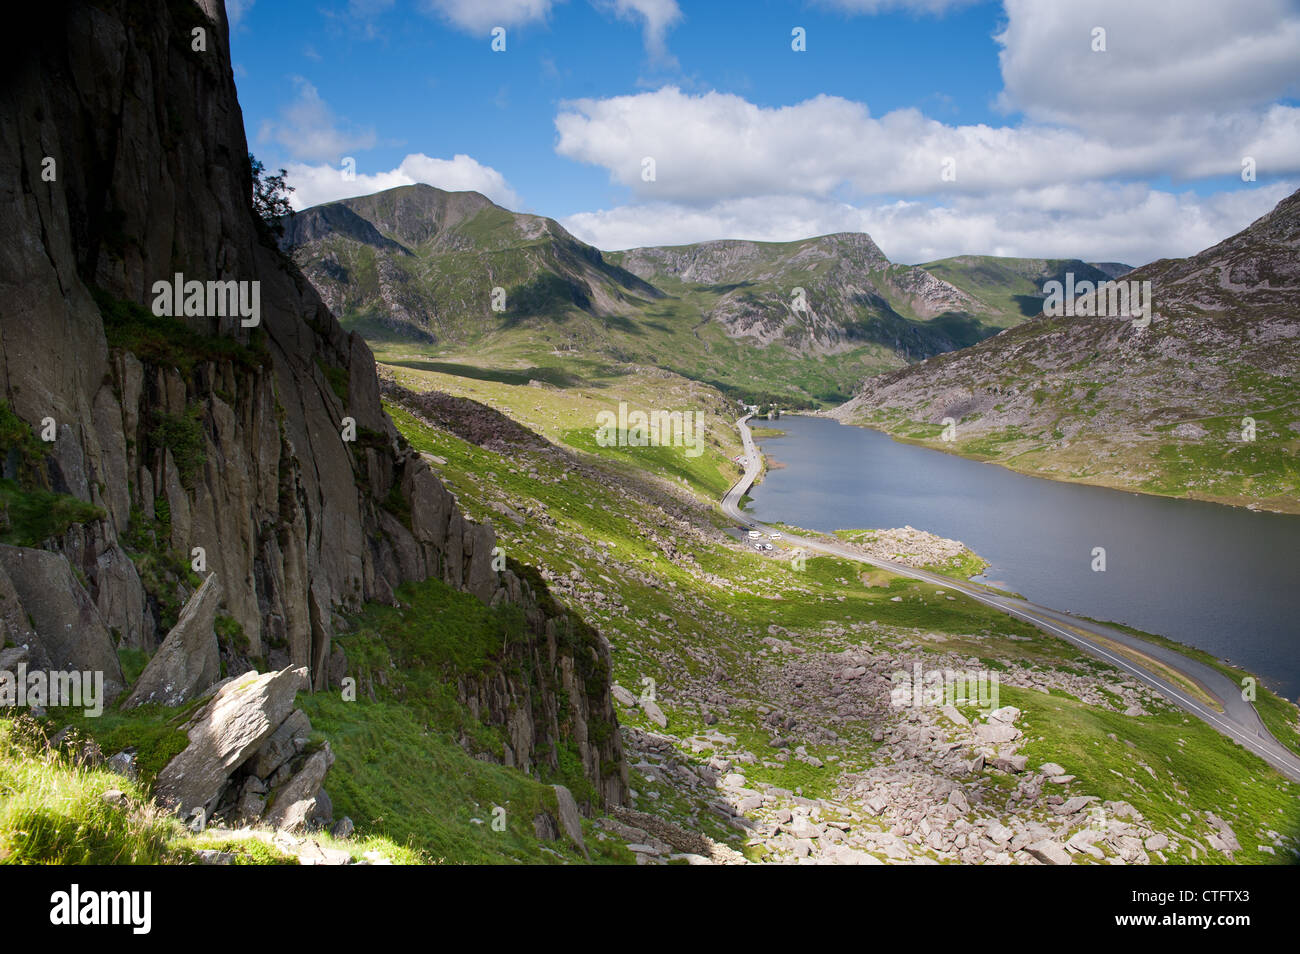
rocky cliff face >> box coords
[609,233,1017,359]
[0,0,623,805]
[614,233,892,286]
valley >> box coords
[286,184,1130,410]
[835,193,1300,513]
[287,179,1300,518]
[332,349,1300,863]
[2,0,1297,881]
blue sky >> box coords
[229,0,1300,264]
[232,1,1009,214]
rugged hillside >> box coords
[903,256,1130,327]
[835,190,1300,511]
[290,189,1100,408]
[374,354,1300,867]
[0,0,623,811]
[609,233,993,358]
[283,184,660,345]
[609,241,1130,355]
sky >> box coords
[229,0,1300,266]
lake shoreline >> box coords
[749,414,1300,701]
[810,410,1300,516]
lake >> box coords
[748,415,1300,701]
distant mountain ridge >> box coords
[608,232,922,356]
[283,185,658,345]
[907,255,1131,326]
[834,189,1300,511]
[286,184,1136,406]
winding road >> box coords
[723,414,1300,784]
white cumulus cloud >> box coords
[599,0,682,60]
[996,0,1300,128]
[257,77,377,163]
[285,153,521,210]
[421,0,558,33]
[561,181,1296,266]
[554,87,1300,203]
[551,1,1300,261]
[423,0,681,59]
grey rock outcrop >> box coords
[0,545,124,701]
[149,666,338,832]
[0,0,508,690]
[264,743,335,831]
[250,708,312,779]
[642,700,668,728]
[552,784,589,859]
[122,574,222,709]
[1026,839,1073,866]
[155,666,309,816]
[0,0,624,808]
[455,602,628,810]
[611,684,637,708]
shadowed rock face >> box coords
[122,573,222,709]
[0,544,125,701]
[0,0,624,807]
[0,0,439,678]
[155,666,310,816]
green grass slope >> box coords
[375,375,1300,864]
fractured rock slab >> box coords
[123,574,222,709]
[155,666,308,816]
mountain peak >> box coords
[328,184,501,246]
[836,186,1300,508]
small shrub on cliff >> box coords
[381,483,412,530]
[316,357,350,404]
[250,153,294,241]
[0,480,105,548]
[94,287,269,376]
[0,401,48,484]
[150,406,206,489]
[0,402,104,545]
[121,506,200,633]
[214,614,249,653]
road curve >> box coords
[722,414,1300,784]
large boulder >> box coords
[250,708,312,778]
[641,700,668,728]
[0,544,125,701]
[973,721,1020,745]
[264,743,335,831]
[552,784,589,859]
[154,666,308,816]
[122,574,222,709]
[1026,840,1073,865]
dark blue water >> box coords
[749,415,1300,701]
